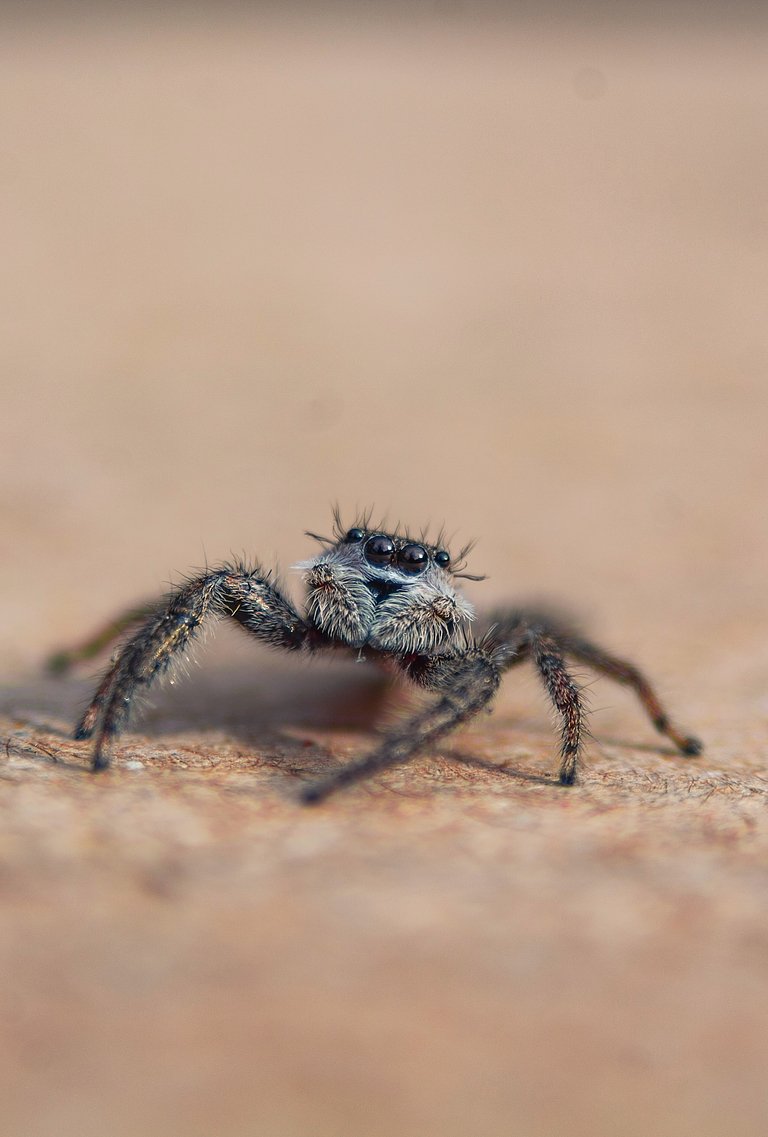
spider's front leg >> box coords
[301,647,502,804]
[527,630,584,784]
[75,564,308,771]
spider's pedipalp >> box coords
[368,574,474,655]
[299,556,375,647]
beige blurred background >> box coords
[1,5,768,1137]
[2,2,766,665]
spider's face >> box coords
[296,526,475,654]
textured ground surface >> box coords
[2,7,768,1137]
[2,657,768,1137]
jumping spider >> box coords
[65,512,701,801]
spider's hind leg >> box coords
[483,607,702,772]
[47,600,157,674]
[558,634,702,757]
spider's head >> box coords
[295,519,477,654]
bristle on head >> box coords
[322,507,483,579]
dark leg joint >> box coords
[656,714,703,757]
[300,783,328,806]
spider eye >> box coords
[346,527,365,543]
[398,543,429,574]
[434,550,451,568]
[364,534,395,566]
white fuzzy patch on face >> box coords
[368,571,474,655]
[294,544,474,653]
[294,547,376,647]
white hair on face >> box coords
[369,572,475,655]
[294,547,376,647]
[293,540,474,653]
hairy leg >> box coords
[483,607,702,760]
[302,648,501,804]
[528,629,584,784]
[556,633,702,755]
[75,564,308,771]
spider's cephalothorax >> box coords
[297,525,474,654]
[64,512,702,800]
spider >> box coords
[64,511,702,801]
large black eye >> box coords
[434,549,451,568]
[398,543,428,574]
[346,527,365,543]
[364,533,395,565]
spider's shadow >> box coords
[0,658,393,776]
[2,660,692,783]
[595,734,686,758]
[442,748,558,787]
